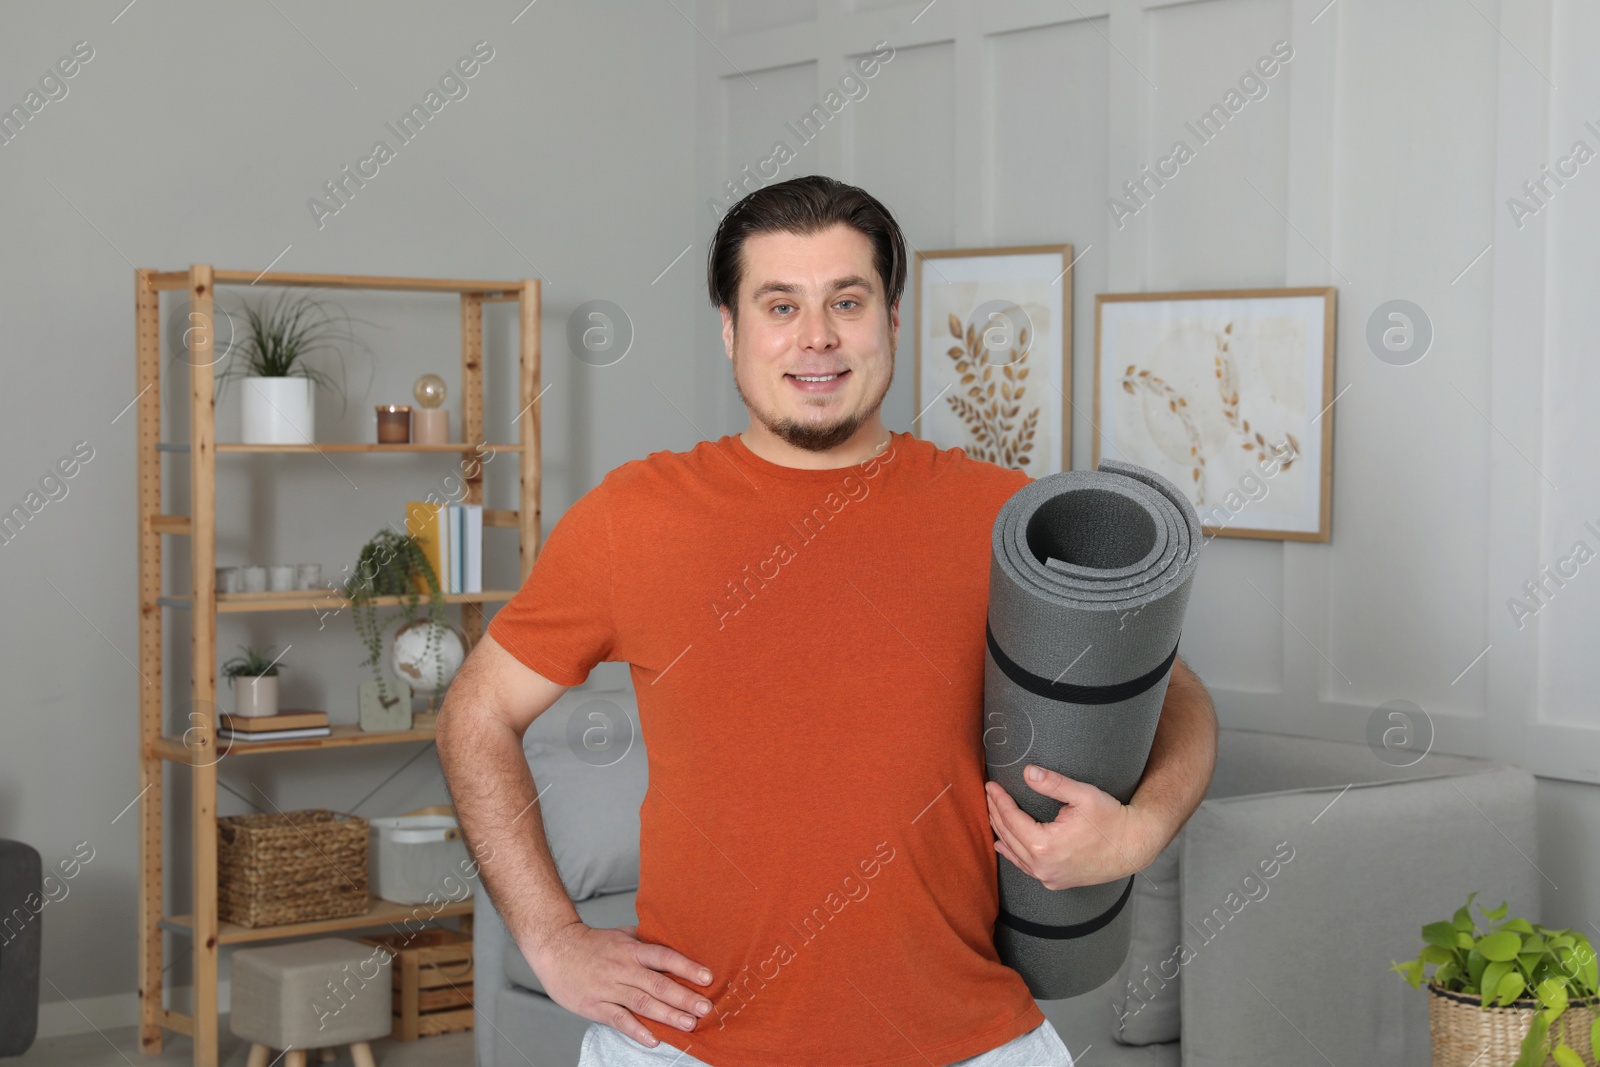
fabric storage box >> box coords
[217,809,369,928]
[369,810,471,906]
[359,927,474,1040]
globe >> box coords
[390,620,467,702]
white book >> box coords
[219,726,332,742]
[465,503,483,594]
[455,503,466,593]
[441,504,457,594]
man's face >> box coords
[721,222,899,452]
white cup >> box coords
[269,565,296,591]
[295,563,322,590]
[215,567,241,594]
[241,566,268,593]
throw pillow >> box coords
[521,686,647,901]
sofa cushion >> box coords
[521,687,648,903]
[1109,838,1181,1045]
[504,889,640,995]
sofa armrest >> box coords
[1178,764,1539,1067]
[473,877,514,1067]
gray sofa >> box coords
[473,685,1538,1066]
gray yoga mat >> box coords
[983,458,1202,1000]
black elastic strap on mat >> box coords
[986,623,1179,706]
[997,875,1135,940]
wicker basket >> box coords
[217,809,369,928]
[1428,981,1600,1067]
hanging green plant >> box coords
[343,529,447,708]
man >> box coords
[437,175,1217,1067]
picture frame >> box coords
[912,244,1074,476]
[1093,287,1337,543]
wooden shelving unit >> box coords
[133,266,542,1067]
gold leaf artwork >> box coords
[1122,320,1297,505]
[945,311,1037,469]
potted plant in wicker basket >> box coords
[1392,891,1600,1067]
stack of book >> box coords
[405,501,483,594]
[219,709,332,742]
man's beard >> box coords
[731,352,890,453]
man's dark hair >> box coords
[706,175,907,332]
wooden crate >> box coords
[359,928,474,1040]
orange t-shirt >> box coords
[487,429,1044,1067]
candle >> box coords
[376,405,412,444]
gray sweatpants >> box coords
[576,1018,1075,1067]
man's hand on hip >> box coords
[529,922,716,1047]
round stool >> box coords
[231,937,391,1066]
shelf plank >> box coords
[151,722,441,762]
[199,589,514,613]
[157,442,521,454]
[211,269,519,294]
[162,895,473,945]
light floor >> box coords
[9,1021,476,1067]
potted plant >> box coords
[344,529,450,711]
[222,645,283,718]
[1392,891,1600,1067]
[218,290,367,445]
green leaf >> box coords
[1480,931,1524,962]
[1588,1016,1600,1061]
[1551,1044,1584,1067]
[1524,934,1548,954]
[1421,945,1454,966]
[1424,922,1461,949]
[1484,961,1513,1002]
[1503,917,1536,934]
[1468,948,1489,989]
[1389,959,1423,989]
[1454,896,1478,932]
[1483,900,1510,921]
[1458,931,1477,950]
[1497,971,1527,1006]
[1435,959,1460,988]
[1520,1014,1550,1065]
[1539,978,1569,1014]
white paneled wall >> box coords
[690,0,1600,797]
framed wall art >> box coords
[913,244,1074,476]
[1093,287,1337,542]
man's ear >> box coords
[719,305,735,362]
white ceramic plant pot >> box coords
[233,675,279,718]
[240,377,315,444]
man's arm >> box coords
[435,633,717,1045]
[984,653,1217,890]
[436,634,580,955]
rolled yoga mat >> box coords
[983,458,1202,1000]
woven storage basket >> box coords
[1429,981,1600,1067]
[217,809,369,928]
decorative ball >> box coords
[413,374,447,409]
[390,620,467,698]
